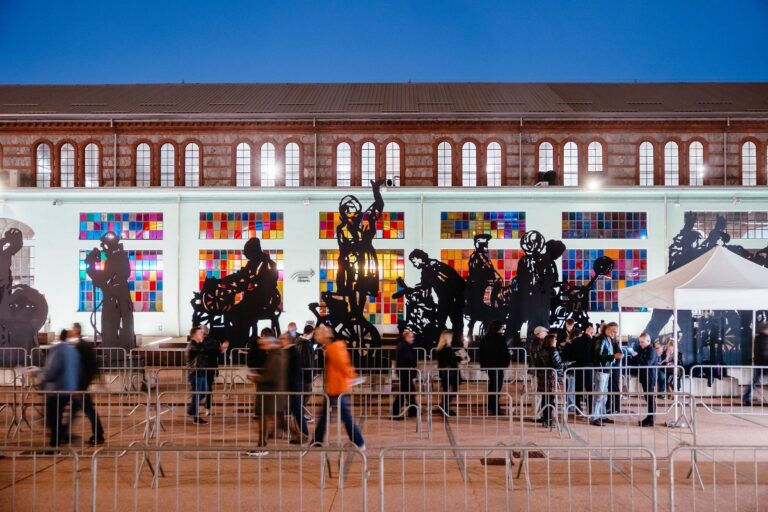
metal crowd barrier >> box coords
[427,346,528,365]
[687,365,768,416]
[0,446,81,512]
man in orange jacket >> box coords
[311,325,365,449]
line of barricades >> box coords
[2,444,767,511]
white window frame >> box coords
[60,143,75,188]
[36,144,52,188]
[260,142,276,187]
[184,143,200,187]
[689,141,704,187]
[285,142,300,187]
[639,141,654,186]
[160,143,175,187]
[336,142,351,187]
[664,141,680,186]
[461,142,477,187]
[742,141,757,186]
[236,142,251,187]
[84,143,99,188]
[538,142,554,174]
[437,141,452,187]
[361,141,376,184]
[588,141,603,172]
[563,141,579,187]
[136,143,151,187]
[486,142,502,187]
[385,141,400,186]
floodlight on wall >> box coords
[586,177,602,190]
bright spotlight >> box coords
[586,178,602,190]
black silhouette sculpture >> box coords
[0,228,48,359]
[191,237,281,350]
[550,255,614,329]
[309,179,385,350]
[85,231,135,350]
[393,249,465,349]
[508,231,565,345]
[464,234,508,339]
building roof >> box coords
[1,82,767,121]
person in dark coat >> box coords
[634,332,660,426]
[479,321,511,415]
[435,330,461,416]
[534,334,567,426]
[200,326,228,414]
[282,332,309,440]
[743,323,768,405]
[69,323,105,445]
[392,330,418,418]
[295,325,317,401]
[187,326,227,424]
[566,324,596,415]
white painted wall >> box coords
[2,187,767,340]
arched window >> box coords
[361,142,376,184]
[689,141,704,186]
[135,143,151,187]
[59,143,75,187]
[84,143,99,188]
[639,141,654,186]
[336,142,351,187]
[385,142,401,186]
[742,141,757,186]
[285,142,300,187]
[235,142,251,187]
[588,141,603,172]
[664,141,679,186]
[35,143,52,188]
[563,141,578,186]
[461,142,477,187]
[160,143,175,187]
[486,142,502,187]
[184,143,200,187]
[437,141,452,187]
[538,142,554,174]
[260,142,276,187]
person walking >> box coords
[282,332,310,442]
[478,321,511,416]
[534,334,567,427]
[248,334,288,452]
[590,322,623,426]
[391,330,418,419]
[186,326,226,424]
[743,323,768,405]
[39,330,81,447]
[435,330,461,416]
[311,325,365,449]
[201,327,228,416]
[69,323,105,445]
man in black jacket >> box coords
[634,332,659,427]
[295,325,317,400]
[187,326,228,424]
[590,322,623,426]
[479,321,511,415]
[566,324,596,415]
[282,333,309,440]
[70,323,105,445]
[392,330,418,418]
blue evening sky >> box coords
[1,0,766,84]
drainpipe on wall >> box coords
[723,117,729,186]
[111,119,118,187]
[313,117,318,187]
[175,194,182,337]
[419,192,424,249]
[518,118,523,187]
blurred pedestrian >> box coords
[435,330,461,416]
[392,329,418,419]
[479,321,510,415]
[39,329,80,447]
[69,323,105,445]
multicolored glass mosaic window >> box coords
[78,250,163,312]
[562,211,648,239]
[562,249,647,312]
[440,211,526,239]
[318,212,405,239]
[318,249,405,325]
[440,249,523,283]
[79,212,163,240]
[198,212,284,240]
[690,211,768,239]
[198,249,284,300]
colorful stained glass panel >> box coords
[79,212,163,240]
[562,211,648,239]
[318,249,405,325]
[440,211,526,239]
[78,250,163,312]
[198,212,284,239]
[440,249,523,283]
[318,211,405,239]
[562,249,647,312]
[198,249,284,300]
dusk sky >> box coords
[1,0,767,84]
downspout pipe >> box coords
[111,119,118,187]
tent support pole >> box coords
[752,310,756,366]
[668,308,687,428]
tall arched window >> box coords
[235,142,251,187]
[538,142,554,174]
[588,141,603,172]
[639,141,654,186]
[35,143,52,188]
[184,143,200,187]
[135,143,151,187]
[160,143,175,187]
[437,141,452,187]
[84,143,99,187]
[742,141,757,186]
[461,142,477,187]
[563,141,578,186]
[361,142,376,184]
[486,142,502,187]
[285,142,300,187]
[336,142,351,187]
[689,141,704,186]
[385,142,400,186]
[60,143,75,187]
[260,142,276,187]
[664,141,679,186]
